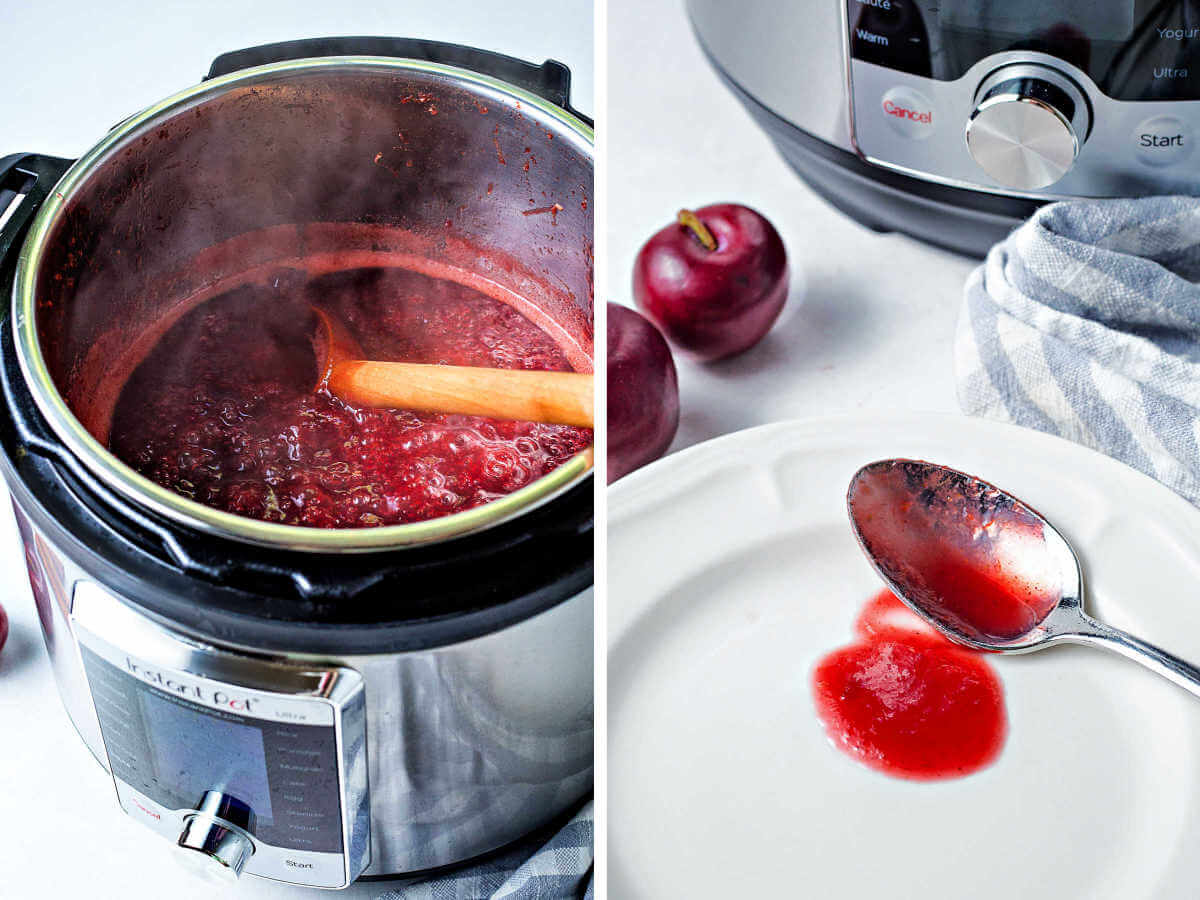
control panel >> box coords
[71,583,369,888]
[845,0,1200,197]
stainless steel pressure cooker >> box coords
[690,0,1200,255]
[0,38,593,888]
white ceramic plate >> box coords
[609,413,1200,900]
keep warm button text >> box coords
[1135,115,1192,167]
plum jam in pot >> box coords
[107,265,592,529]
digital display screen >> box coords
[849,0,1200,100]
[140,689,275,824]
[939,3,1135,44]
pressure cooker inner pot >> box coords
[26,62,593,537]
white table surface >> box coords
[0,2,590,897]
[607,0,974,457]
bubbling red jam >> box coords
[812,590,1007,781]
[108,266,592,528]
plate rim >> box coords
[609,411,1200,642]
[606,411,1200,896]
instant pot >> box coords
[689,0,1200,255]
[0,38,593,888]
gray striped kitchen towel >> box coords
[956,195,1200,505]
[377,799,592,900]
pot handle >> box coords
[204,37,592,128]
[0,154,74,268]
[0,155,202,578]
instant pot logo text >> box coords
[883,99,932,124]
[125,659,255,712]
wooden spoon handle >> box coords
[328,361,594,428]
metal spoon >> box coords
[847,458,1200,699]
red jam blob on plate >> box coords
[812,590,1007,781]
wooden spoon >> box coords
[312,307,594,428]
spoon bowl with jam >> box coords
[848,458,1200,697]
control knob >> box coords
[175,791,256,881]
[965,64,1090,191]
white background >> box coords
[0,2,590,898]
[601,0,978,894]
[606,0,972,453]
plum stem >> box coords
[677,209,717,252]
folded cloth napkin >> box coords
[376,800,593,900]
[956,195,1200,505]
